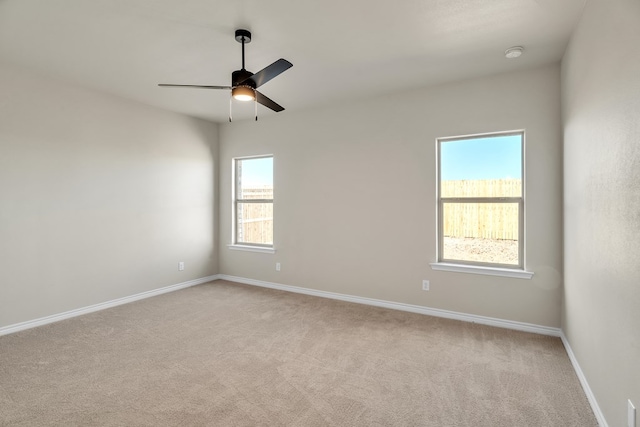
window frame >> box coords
[231,154,274,250]
[435,130,526,271]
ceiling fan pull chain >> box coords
[229,95,233,122]
[255,94,258,121]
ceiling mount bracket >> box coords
[235,29,251,44]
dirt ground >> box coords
[443,237,518,265]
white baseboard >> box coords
[0,274,220,337]
[560,332,608,427]
[217,274,561,337]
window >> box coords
[232,155,273,248]
[436,131,524,270]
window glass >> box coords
[438,133,523,268]
[234,156,273,246]
[237,157,273,199]
[441,202,519,265]
[440,135,522,197]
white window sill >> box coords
[429,262,534,279]
[227,244,276,254]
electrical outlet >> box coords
[276,262,281,271]
[629,400,636,427]
[422,280,430,291]
[178,262,184,271]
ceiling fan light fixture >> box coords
[232,85,255,101]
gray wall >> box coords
[219,64,564,328]
[0,63,219,328]
[561,0,640,425]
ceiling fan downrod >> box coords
[235,29,251,70]
[230,29,258,122]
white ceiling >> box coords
[0,0,586,123]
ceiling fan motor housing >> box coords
[232,69,255,88]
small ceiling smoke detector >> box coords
[505,46,524,59]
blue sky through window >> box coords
[239,157,273,187]
[440,134,522,181]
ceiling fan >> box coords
[159,29,292,121]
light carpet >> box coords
[0,280,597,426]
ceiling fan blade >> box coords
[241,59,292,88]
[255,91,285,112]
[158,84,232,90]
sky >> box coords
[440,134,522,181]
[238,157,273,187]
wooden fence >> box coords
[441,179,521,198]
[237,186,273,244]
[442,179,521,240]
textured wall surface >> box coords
[561,0,640,425]
[219,65,564,328]
[0,64,219,328]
